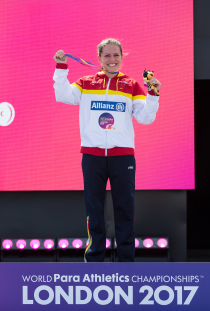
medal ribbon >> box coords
[65,53,118,74]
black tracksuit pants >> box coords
[82,153,135,262]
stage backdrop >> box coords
[0,0,194,190]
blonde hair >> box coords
[97,38,122,57]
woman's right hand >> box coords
[54,50,67,64]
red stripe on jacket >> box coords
[80,146,134,157]
[56,63,68,69]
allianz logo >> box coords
[91,101,126,112]
[91,102,115,110]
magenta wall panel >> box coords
[0,0,194,190]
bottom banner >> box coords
[0,263,209,310]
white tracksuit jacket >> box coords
[53,63,159,157]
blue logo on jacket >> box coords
[91,101,126,112]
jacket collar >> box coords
[96,71,126,79]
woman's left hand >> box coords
[149,77,161,90]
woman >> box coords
[53,38,161,262]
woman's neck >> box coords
[104,71,118,79]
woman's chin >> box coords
[106,66,118,72]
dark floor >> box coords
[0,249,209,262]
[187,249,210,262]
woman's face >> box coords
[98,44,123,74]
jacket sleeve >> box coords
[53,64,82,105]
[132,82,159,124]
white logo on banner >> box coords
[21,272,200,306]
[116,103,125,112]
[0,102,15,126]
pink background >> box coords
[0,0,194,190]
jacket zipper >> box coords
[105,78,111,156]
